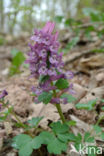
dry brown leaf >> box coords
[79,54,104,73]
[4,122,12,135]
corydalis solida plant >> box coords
[26,22,74,123]
[0,22,103,156]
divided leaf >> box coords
[47,138,67,155]
[50,121,69,134]
[28,117,43,127]
[12,134,43,156]
[55,79,69,90]
[76,100,97,110]
[61,93,76,103]
[38,91,52,104]
[93,125,102,134]
[84,132,94,143]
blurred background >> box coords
[0,0,104,35]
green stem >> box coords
[2,101,34,137]
[55,103,66,123]
[51,82,66,123]
[96,115,104,125]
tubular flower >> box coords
[26,22,74,104]
[26,22,63,78]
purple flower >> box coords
[51,97,68,104]
[0,90,8,99]
[64,83,75,95]
[39,49,47,58]
[27,22,75,105]
[42,22,55,34]
[51,98,60,104]
[61,98,68,104]
[49,54,59,65]
[31,86,42,96]
[40,80,56,92]
[39,65,48,75]
[65,71,74,79]
[48,67,57,76]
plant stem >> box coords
[51,83,66,123]
[96,115,104,125]
[55,103,66,123]
[2,101,34,137]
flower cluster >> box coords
[26,22,74,104]
[26,22,64,78]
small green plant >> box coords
[9,48,26,75]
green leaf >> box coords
[38,91,52,104]
[0,116,7,122]
[76,100,97,110]
[54,16,63,23]
[28,117,43,127]
[36,131,68,154]
[65,37,79,51]
[84,132,94,143]
[101,132,104,140]
[66,133,77,141]
[12,134,44,156]
[0,107,13,122]
[11,48,19,57]
[65,18,75,26]
[10,51,25,75]
[19,142,33,156]
[92,49,104,53]
[93,125,102,134]
[39,131,55,144]
[12,52,25,67]
[101,106,104,111]
[57,133,75,142]
[32,136,43,149]
[39,75,49,83]
[69,133,82,144]
[101,99,104,103]
[55,78,69,90]
[51,121,69,134]
[61,93,76,103]
[76,133,82,143]
[12,134,32,149]
[47,137,67,154]
[66,120,76,126]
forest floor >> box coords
[0,29,104,156]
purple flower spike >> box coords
[0,90,8,99]
[27,22,75,104]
